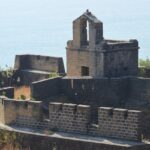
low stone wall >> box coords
[0,87,14,98]
[0,97,42,124]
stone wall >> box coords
[31,77,61,100]
[14,54,65,74]
[29,77,150,141]
[13,70,50,85]
[48,102,142,141]
[129,77,150,105]
[0,97,142,141]
[67,48,104,77]
[104,41,138,77]
[0,87,14,98]
[61,77,129,106]
[0,97,42,124]
[98,107,141,140]
[31,77,150,107]
[49,103,90,134]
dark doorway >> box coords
[81,66,89,76]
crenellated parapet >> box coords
[49,102,91,133]
[98,107,142,141]
[0,97,142,141]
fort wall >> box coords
[31,77,61,100]
[31,77,150,107]
[13,70,50,85]
[14,54,65,74]
[0,96,141,141]
[104,42,138,77]
[49,103,91,134]
[98,107,141,140]
[61,78,129,106]
[129,77,150,104]
[48,103,142,141]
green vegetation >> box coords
[139,58,150,77]
[0,66,13,78]
[0,130,20,149]
[0,129,56,149]
[48,72,58,78]
[0,66,13,87]
[17,94,26,100]
[139,58,150,68]
[19,94,26,100]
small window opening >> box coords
[81,66,89,76]
[87,21,90,42]
[81,19,90,46]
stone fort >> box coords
[0,10,150,150]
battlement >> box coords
[14,54,65,74]
[49,103,90,133]
[98,107,142,140]
[0,98,142,141]
[49,102,90,114]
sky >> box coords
[0,0,150,67]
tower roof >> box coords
[74,10,102,23]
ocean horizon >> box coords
[0,0,150,68]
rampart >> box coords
[31,77,129,106]
[14,54,65,74]
[12,55,65,85]
[0,97,142,141]
[31,77,150,107]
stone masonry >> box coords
[0,97,42,125]
[98,107,142,140]
[0,97,142,141]
[49,103,91,134]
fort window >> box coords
[81,66,89,76]
[81,19,89,46]
[87,21,90,42]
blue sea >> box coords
[0,0,150,68]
